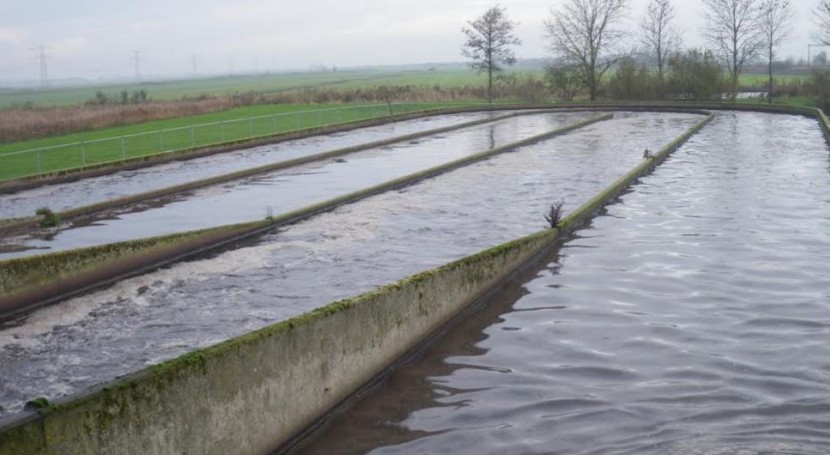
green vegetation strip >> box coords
[0,113,612,319]
[0,110,524,231]
[0,110,714,455]
[0,103,488,189]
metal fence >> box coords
[0,103,451,182]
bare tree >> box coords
[703,0,764,100]
[759,0,794,104]
[641,0,682,88]
[545,0,629,101]
[462,5,521,104]
[813,1,830,45]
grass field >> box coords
[0,102,476,181]
[738,72,810,86]
[0,66,501,109]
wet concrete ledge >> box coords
[0,113,613,322]
[0,113,713,455]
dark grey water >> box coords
[0,111,597,259]
[298,112,830,454]
[0,111,503,220]
[0,111,701,418]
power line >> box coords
[132,50,142,82]
[34,45,49,88]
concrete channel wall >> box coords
[0,110,715,454]
[0,114,612,321]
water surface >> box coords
[0,111,504,219]
[0,112,596,259]
[0,112,702,417]
[298,112,830,455]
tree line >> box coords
[463,0,830,108]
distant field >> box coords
[0,67,510,109]
[739,73,810,86]
[1,66,810,109]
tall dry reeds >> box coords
[0,97,237,144]
[1,77,551,144]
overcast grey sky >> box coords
[0,0,820,83]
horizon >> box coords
[0,0,823,88]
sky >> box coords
[0,0,821,84]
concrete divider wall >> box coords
[0,114,614,320]
[0,220,273,321]
[0,111,715,454]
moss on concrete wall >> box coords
[0,220,270,320]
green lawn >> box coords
[0,102,477,181]
[738,72,810,86]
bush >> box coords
[544,200,565,228]
[809,70,830,113]
[35,207,60,228]
[607,58,658,100]
[665,50,726,101]
[545,64,585,101]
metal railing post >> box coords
[36,150,42,174]
[220,121,225,141]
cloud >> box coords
[0,27,26,45]
[51,37,88,56]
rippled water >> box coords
[298,112,830,454]
[0,111,701,417]
[0,112,504,220]
[0,111,598,259]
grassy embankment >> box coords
[0,101,477,181]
